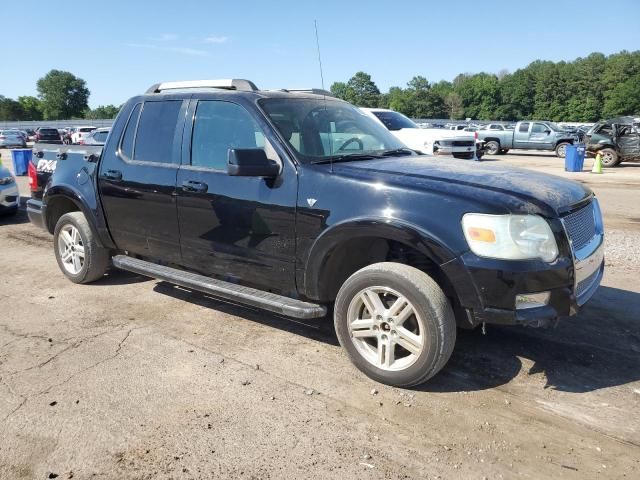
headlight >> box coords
[462,213,558,262]
[0,176,14,185]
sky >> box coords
[3,0,640,108]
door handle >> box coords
[102,169,122,181]
[181,180,208,193]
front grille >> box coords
[452,140,474,147]
[563,202,596,251]
[576,266,600,298]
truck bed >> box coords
[31,143,103,200]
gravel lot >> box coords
[1,149,639,479]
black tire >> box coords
[0,206,18,217]
[485,141,500,155]
[53,211,110,284]
[555,142,570,158]
[599,148,620,168]
[334,262,456,387]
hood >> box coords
[330,156,591,217]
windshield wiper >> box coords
[380,148,416,157]
[311,153,384,165]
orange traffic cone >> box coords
[591,152,603,174]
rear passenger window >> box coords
[134,101,181,163]
[191,100,265,170]
[120,103,141,159]
[519,122,530,133]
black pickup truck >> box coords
[27,79,605,387]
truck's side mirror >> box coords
[544,129,551,134]
[227,149,279,178]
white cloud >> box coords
[168,47,209,57]
[125,43,209,57]
[148,33,179,42]
[203,35,228,44]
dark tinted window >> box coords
[191,101,264,170]
[518,122,530,133]
[120,103,141,159]
[39,128,58,135]
[134,101,181,163]
[372,111,417,131]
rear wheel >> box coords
[334,262,456,387]
[555,142,570,158]
[600,148,620,167]
[485,141,500,155]
[54,212,110,284]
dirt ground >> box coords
[1,149,638,479]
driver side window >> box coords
[191,101,274,170]
[531,123,548,134]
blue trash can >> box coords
[10,149,33,176]
[564,144,586,172]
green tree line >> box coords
[0,69,120,121]
[331,51,640,122]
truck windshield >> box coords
[547,123,565,132]
[260,98,407,164]
[371,111,417,131]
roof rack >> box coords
[281,88,336,97]
[146,79,258,94]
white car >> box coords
[361,108,484,159]
[70,126,97,144]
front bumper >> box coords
[26,198,47,229]
[433,144,476,155]
[0,182,20,209]
[448,242,604,328]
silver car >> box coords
[0,130,27,148]
[0,165,19,216]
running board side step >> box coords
[112,255,327,319]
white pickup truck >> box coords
[361,108,484,159]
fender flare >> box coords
[303,217,458,300]
[44,185,115,248]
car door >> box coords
[513,122,531,148]
[98,99,187,264]
[617,124,640,160]
[176,98,298,294]
[529,122,553,149]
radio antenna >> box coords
[314,20,325,90]
[314,20,333,172]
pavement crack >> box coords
[1,327,142,422]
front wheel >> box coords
[599,148,620,167]
[54,212,110,284]
[334,262,456,387]
[555,142,569,158]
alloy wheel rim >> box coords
[57,225,85,274]
[558,145,566,157]
[602,151,614,164]
[347,286,425,371]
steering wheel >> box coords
[337,137,364,151]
